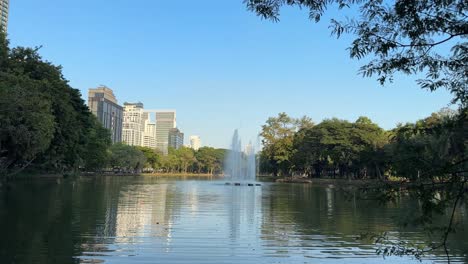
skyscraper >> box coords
[189,136,201,151]
[122,102,145,146]
[155,111,176,154]
[169,128,184,150]
[88,86,123,143]
[142,112,157,149]
[0,0,9,32]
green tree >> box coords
[108,144,146,172]
[176,147,196,173]
[196,147,226,174]
[245,0,468,106]
[136,146,162,170]
[82,117,112,171]
[0,32,111,176]
[260,112,310,176]
[0,75,54,177]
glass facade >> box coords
[155,111,176,154]
[169,128,184,150]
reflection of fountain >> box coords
[228,184,262,247]
[224,130,259,185]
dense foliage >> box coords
[245,0,468,106]
[260,111,466,179]
[260,110,467,260]
[0,33,111,179]
[106,145,226,174]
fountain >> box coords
[224,130,260,186]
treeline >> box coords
[0,33,226,179]
[0,33,111,178]
[260,110,467,180]
[106,144,226,174]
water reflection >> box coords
[0,177,466,264]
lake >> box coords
[0,176,466,263]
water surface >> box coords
[0,176,467,263]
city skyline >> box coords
[89,86,196,151]
[6,1,454,148]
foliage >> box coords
[82,117,112,171]
[122,146,227,175]
[0,32,111,178]
[0,74,55,175]
[260,112,313,176]
[244,0,468,106]
[289,116,388,178]
[108,144,146,171]
[136,146,162,169]
[259,109,467,261]
[195,147,226,174]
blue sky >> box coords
[8,1,453,148]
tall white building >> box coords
[142,112,157,149]
[122,102,145,146]
[189,136,201,151]
[155,111,176,154]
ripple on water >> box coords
[1,178,467,264]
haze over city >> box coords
[7,0,453,148]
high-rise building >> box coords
[88,86,123,143]
[0,0,9,32]
[122,102,145,146]
[155,111,176,154]
[142,112,157,149]
[189,135,201,151]
[169,128,184,150]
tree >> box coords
[196,147,226,174]
[245,0,468,106]
[108,144,146,172]
[196,147,217,174]
[176,147,196,173]
[82,117,112,171]
[260,112,306,176]
[270,110,466,261]
[0,75,54,176]
[0,32,111,176]
[136,146,162,170]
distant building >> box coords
[155,111,176,154]
[142,112,157,149]
[169,128,184,150]
[189,135,201,151]
[122,102,145,146]
[88,86,123,143]
[0,0,9,32]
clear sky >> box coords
[7,0,453,148]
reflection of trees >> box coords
[0,177,185,263]
[0,177,121,264]
[1,179,466,263]
[261,183,468,261]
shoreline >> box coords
[5,173,403,187]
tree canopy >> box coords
[259,109,467,261]
[0,32,111,178]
